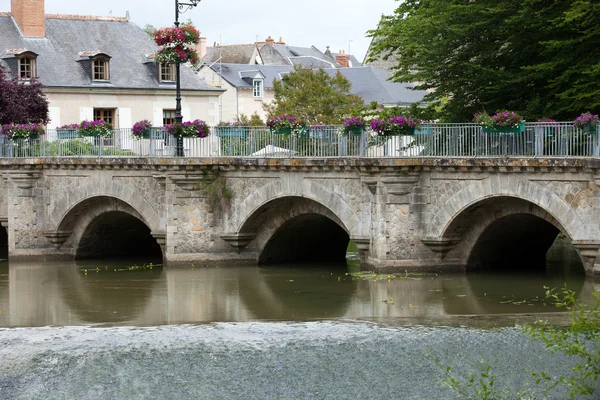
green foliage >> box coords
[238,112,265,126]
[194,169,232,213]
[143,24,157,37]
[265,67,365,124]
[367,0,600,121]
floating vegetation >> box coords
[80,263,163,275]
[347,270,427,281]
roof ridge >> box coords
[45,14,129,22]
[0,12,10,17]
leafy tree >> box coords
[143,24,157,37]
[238,112,265,126]
[0,66,49,125]
[367,0,600,121]
[264,67,364,124]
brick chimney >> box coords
[276,36,285,45]
[336,49,349,68]
[11,0,45,37]
[265,36,275,46]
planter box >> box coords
[57,129,79,139]
[215,127,247,138]
[81,130,113,137]
[414,126,432,135]
[580,125,597,134]
[271,127,292,135]
[382,127,416,136]
[348,127,363,136]
[482,121,525,134]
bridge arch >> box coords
[56,196,163,260]
[426,178,583,241]
[234,180,362,264]
[49,180,162,234]
[426,178,587,271]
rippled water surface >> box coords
[0,259,596,399]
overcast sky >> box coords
[1,0,399,62]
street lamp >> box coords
[174,0,202,156]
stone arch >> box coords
[426,177,584,242]
[49,180,162,234]
[233,179,363,237]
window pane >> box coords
[163,110,176,126]
[19,58,33,79]
[161,63,174,81]
[93,59,108,80]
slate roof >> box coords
[206,63,294,89]
[0,14,220,92]
[206,63,426,106]
[323,66,427,106]
[288,56,335,69]
[203,44,257,64]
[257,44,290,66]
[331,52,362,68]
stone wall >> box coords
[0,158,599,276]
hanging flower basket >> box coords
[267,115,304,135]
[165,120,210,138]
[132,120,153,139]
[0,123,44,140]
[79,120,113,137]
[475,111,525,134]
[56,124,79,139]
[152,26,200,46]
[215,122,247,138]
[482,121,525,134]
[342,117,366,136]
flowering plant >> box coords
[573,112,600,129]
[58,123,79,130]
[342,117,366,134]
[132,120,152,138]
[154,46,199,67]
[152,26,200,46]
[79,120,112,137]
[217,121,245,127]
[370,116,420,136]
[0,123,44,140]
[474,111,523,129]
[153,25,200,68]
[165,119,210,138]
[267,114,304,131]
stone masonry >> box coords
[1,157,600,276]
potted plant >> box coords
[370,116,420,136]
[574,112,599,133]
[267,114,305,135]
[215,121,247,138]
[0,123,44,140]
[79,120,113,137]
[166,120,210,138]
[152,25,200,68]
[132,120,153,139]
[56,123,79,139]
[475,111,525,133]
[343,117,366,136]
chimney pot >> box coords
[265,36,275,46]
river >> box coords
[0,256,596,399]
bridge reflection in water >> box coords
[0,254,595,328]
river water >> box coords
[0,257,597,399]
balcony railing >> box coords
[0,123,598,159]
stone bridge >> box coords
[1,157,599,276]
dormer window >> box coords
[160,63,175,82]
[93,57,110,81]
[7,50,38,80]
[253,79,264,98]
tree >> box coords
[143,24,157,37]
[0,66,49,125]
[367,0,600,121]
[264,67,365,124]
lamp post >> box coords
[174,0,201,156]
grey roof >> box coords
[289,56,335,69]
[203,44,257,64]
[206,62,426,106]
[258,44,290,65]
[324,66,427,106]
[331,52,362,68]
[0,15,220,92]
[205,63,294,89]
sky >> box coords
[0,0,399,63]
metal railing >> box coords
[0,123,598,159]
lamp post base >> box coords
[175,136,185,157]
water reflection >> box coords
[0,259,597,328]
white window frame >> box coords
[253,79,264,98]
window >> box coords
[160,63,175,82]
[18,57,35,80]
[163,110,176,126]
[93,108,115,126]
[253,79,264,98]
[93,58,110,81]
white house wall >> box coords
[44,90,221,129]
